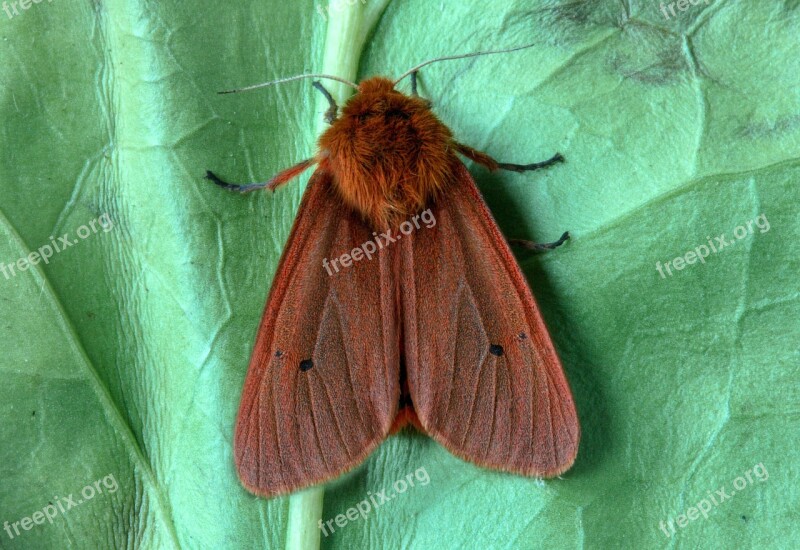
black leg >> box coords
[453,143,563,173]
[204,158,316,193]
[312,81,338,124]
[409,71,432,107]
[509,231,570,252]
[205,171,271,193]
[498,153,565,173]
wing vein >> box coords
[442,280,465,426]
[459,311,489,450]
[306,374,333,472]
[333,289,368,446]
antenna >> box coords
[393,42,538,85]
[218,74,359,95]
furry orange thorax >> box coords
[318,77,456,228]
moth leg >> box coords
[312,81,338,124]
[205,157,316,193]
[454,142,564,173]
[509,231,570,252]
[497,153,564,172]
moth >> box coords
[207,45,579,497]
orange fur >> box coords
[318,77,456,228]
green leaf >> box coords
[1,1,798,548]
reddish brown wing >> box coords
[400,162,579,477]
[234,169,399,497]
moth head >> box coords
[356,77,397,96]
